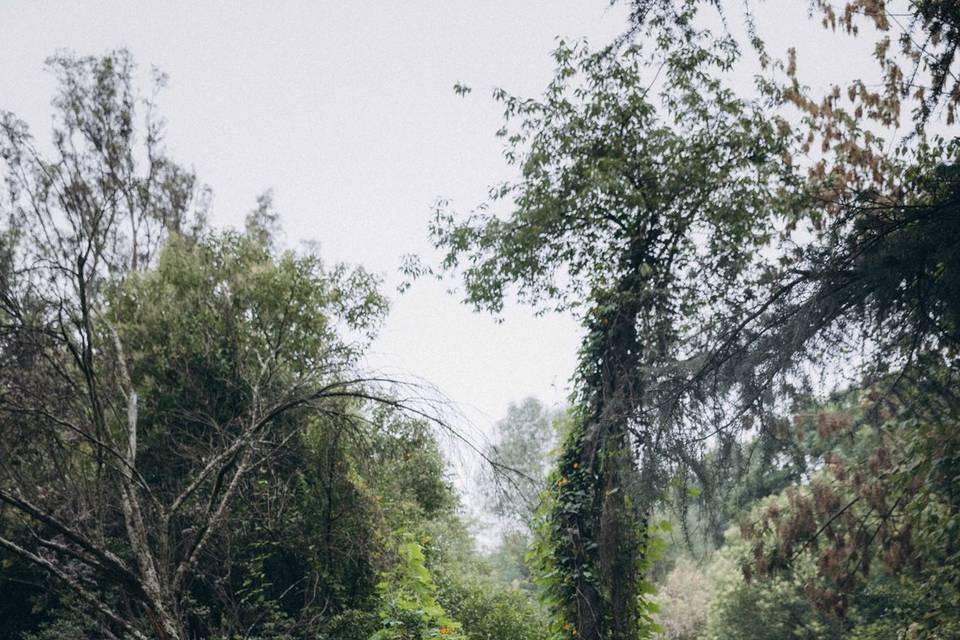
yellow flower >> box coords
[572,462,579,470]
[439,626,450,636]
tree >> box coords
[736,377,960,637]
[619,0,959,132]
[429,8,791,636]
[638,4,957,632]
[599,4,959,633]
[0,50,410,640]
[481,397,561,532]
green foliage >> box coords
[430,31,783,322]
[422,509,550,640]
[317,609,380,640]
[659,422,811,559]
[697,376,960,640]
[21,616,103,640]
[437,572,549,640]
[185,406,458,638]
[0,204,401,636]
[363,408,458,525]
[703,517,840,640]
[14,591,106,640]
[371,533,467,640]
[112,228,385,376]
[701,500,940,640]
[483,530,537,588]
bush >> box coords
[438,573,549,640]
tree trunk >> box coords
[568,247,649,640]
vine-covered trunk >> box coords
[566,418,643,640]
[558,256,650,640]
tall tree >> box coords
[429,9,790,636]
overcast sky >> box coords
[0,1,880,452]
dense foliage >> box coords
[0,51,546,640]
[2,1,958,639]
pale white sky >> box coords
[0,1,883,450]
